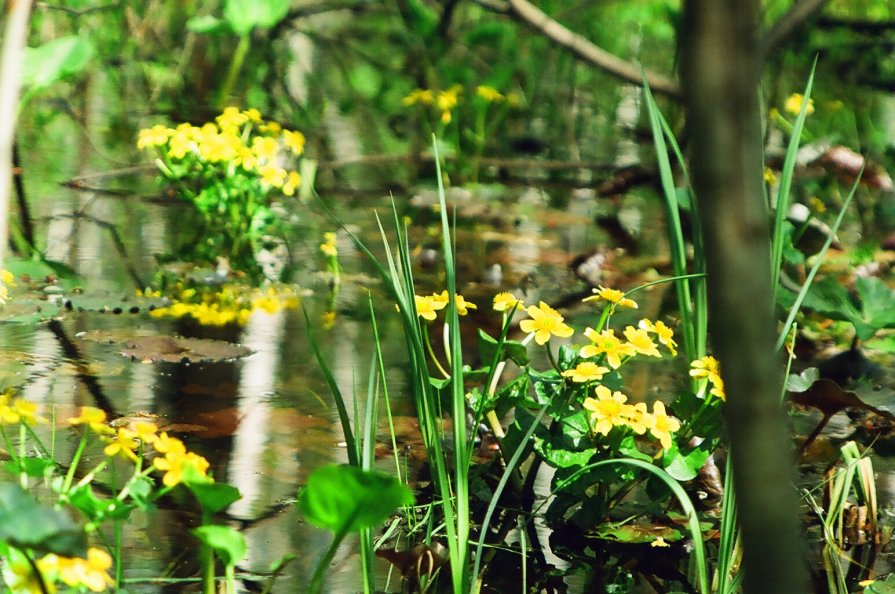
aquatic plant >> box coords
[137,107,305,281]
[145,282,300,327]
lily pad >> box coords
[118,335,253,363]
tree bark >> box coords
[680,2,809,593]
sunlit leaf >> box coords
[224,0,290,35]
[193,525,246,566]
[187,482,242,514]
[23,35,95,90]
[297,465,413,534]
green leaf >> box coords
[187,482,242,514]
[23,36,95,90]
[533,436,596,469]
[617,435,652,462]
[0,483,86,557]
[854,276,895,340]
[186,15,231,35]
[476,329,530,366]
[347,63,383,100]
[865,574,895,593]
[224,0,289,35]
[786,367,819,393]
[297,465,413,534]
[663,441,711,481]
[193,525,246,566]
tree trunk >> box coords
[680,2,809,593]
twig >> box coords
[12,140,35,250]
[477,0,681,98]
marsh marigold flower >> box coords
[784,93,814,116]
[0,394,45,426]
[137,124,171,150]
[103,427,140,462]
[582,286,637,309]
[690,356,726,401]
[414,294,447,321]
[476,85,504,103]
[402,88,434,106]
[68,406,113,435]
[583,385,630,436]
[649,401,681,450]
[433,291,477,316]
[492,292,524,313]
[580,328,635,369]
[3,549,58,594]
[623,326,661,358]
[57,548,114,592]
[519,301,574,345]
[561,361,610,383]
[638,319,677,356]
[622,402,653,435]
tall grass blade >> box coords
[770,59,817,299]
[302,306,358,467]
[775,170,860,351]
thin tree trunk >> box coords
[680,2,809,593]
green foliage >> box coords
[192,525,247,567]
[801,275,895,340]
[22,35,95,97]
[298,464,414,534]
[0,483,86,557]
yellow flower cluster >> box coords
[4,547,114,593]
[784,93,814,116]
[0,269,14,306]
[137,107,303,196]
[582,386,681,449]
[412,291,477,321]
[403,84,510,125]
[68,406,212,487]
[0,391,46,426]
[148,285,300,326]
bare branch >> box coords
[763,0,829,53]
[477,0,681,98]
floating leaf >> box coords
[297,465,413,534]
[116,335,253,363]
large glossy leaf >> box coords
[297,465,413,534]
[802,276,895,340]
[0,483,86,557]
[23,36,94,90]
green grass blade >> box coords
[775,170,859,351]
[770,59,817,299]
[302,306,358,467]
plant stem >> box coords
[218,34,251,108]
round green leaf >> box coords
[297,465,413,534]
[193,525,246,566]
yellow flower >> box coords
[763,166,777,186]
[582,286,638,309]
[433,291,477,316]
[414,294,447,321]
[519,301,574,345]
[623,326,661,358]
[154,449,211,487]
[259,120,282,134]
[57,548,114,592]
[690,356,726,401]
[320,241,338,257]
[259,165,287,188]
[436,85,462,124]
[282,129,305,155]
[402,88,434,106]
[622,401,653,435]
[136,124,172,150]
[579,328,635,369]
[68,406,113,435]
[103,427,140,462]
[651,537,671,548]
[243,108,262,123]
[561,361,610,383]
[167,128,194,159]
[133,422,159,445]
[492,292,524,313]
[252,136,280,162]
[784,93,814,116]
[154,432,186,456]
[282,170,302,196]
[3,549,58,594]
[216,106,249,132]
[638,319,677,356]
[475,85,504,103]
[649,401,681,450]
[582,385,630,436]
[0,394,45,426]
